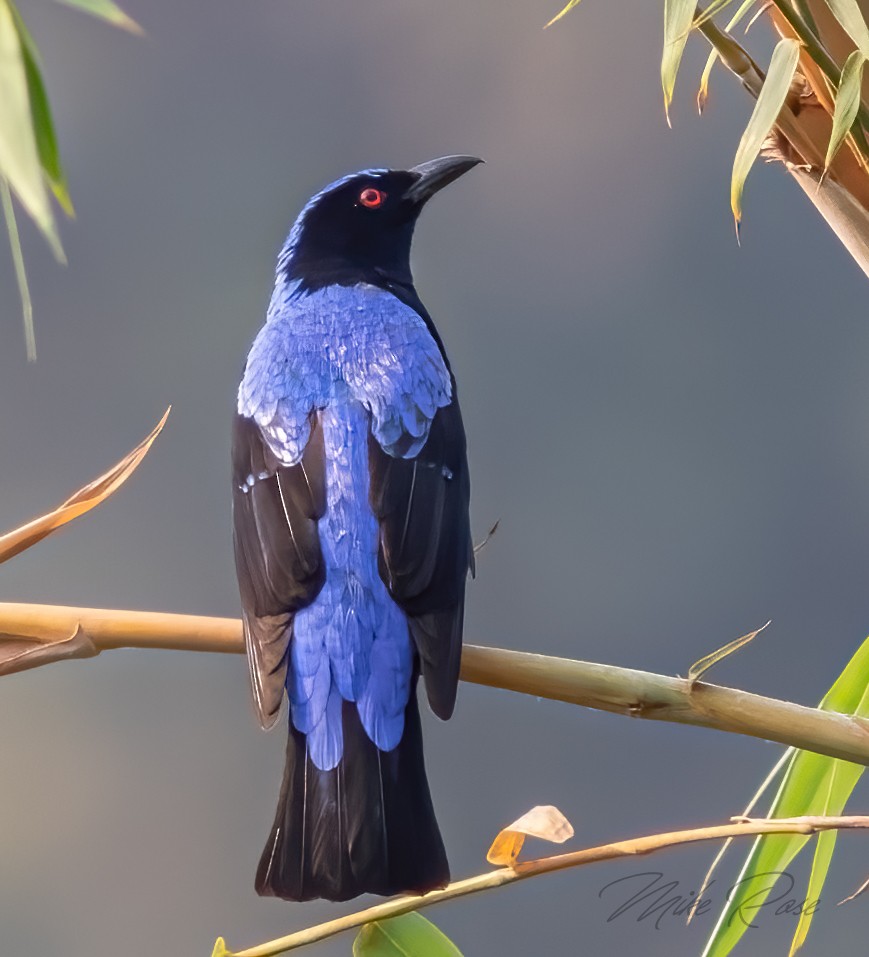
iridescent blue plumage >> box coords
[238,281,451,769]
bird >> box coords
[231,155,480,902]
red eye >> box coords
[359,187,386,209]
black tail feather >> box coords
[256,685,450,901]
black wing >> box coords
[231,413,326,729]
[368,387,473,720]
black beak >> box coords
[403,155,483,204]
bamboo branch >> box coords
[768,0,869,137]
[696,7,869,275]
[696,10,828,167]
[3,602,869,765]
[214,815,869,957]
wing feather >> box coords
[232,413,326,728]
[368,390,472,720]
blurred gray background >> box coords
[1,1,868,954]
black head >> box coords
[280,155,482,293]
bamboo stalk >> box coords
[695,7,869,275]
[3,602,869,765]
[215,815,869,957]
[767,0,869,145]
[696,11,828,167]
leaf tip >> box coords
[120,15,145,36]
[731,205,742,244]
[59,194,76,219]
[543,0,580,29]
[109,7,145,34]
[39,218,67,264]
[211,937,232,957]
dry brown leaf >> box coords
[486,805,574,867]
[0,407,170,565]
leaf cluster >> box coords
[0,0,138,358]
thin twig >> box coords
[215,815,869,957]
[686,745,795,923]
[839,872,869,905]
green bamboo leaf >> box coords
[353,914,464,957]
[701,635,869,957]
[794,831,835,946]
[824,0,869,56]
[1,176,36,359]
[731,38,800,238]
[662,0,697,124]
[0,0,63,259]
[9,5,73,215]
[789,677,869,953]
[544,0,582,29]
[697,0,759,113]
[52,0,142,33]
[788,770,838,956]
[825,50,867,171]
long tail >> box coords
[256,683,450,901]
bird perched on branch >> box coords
[232,155,480,901]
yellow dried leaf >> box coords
[486,805,574,867]
[0,407,169,564]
